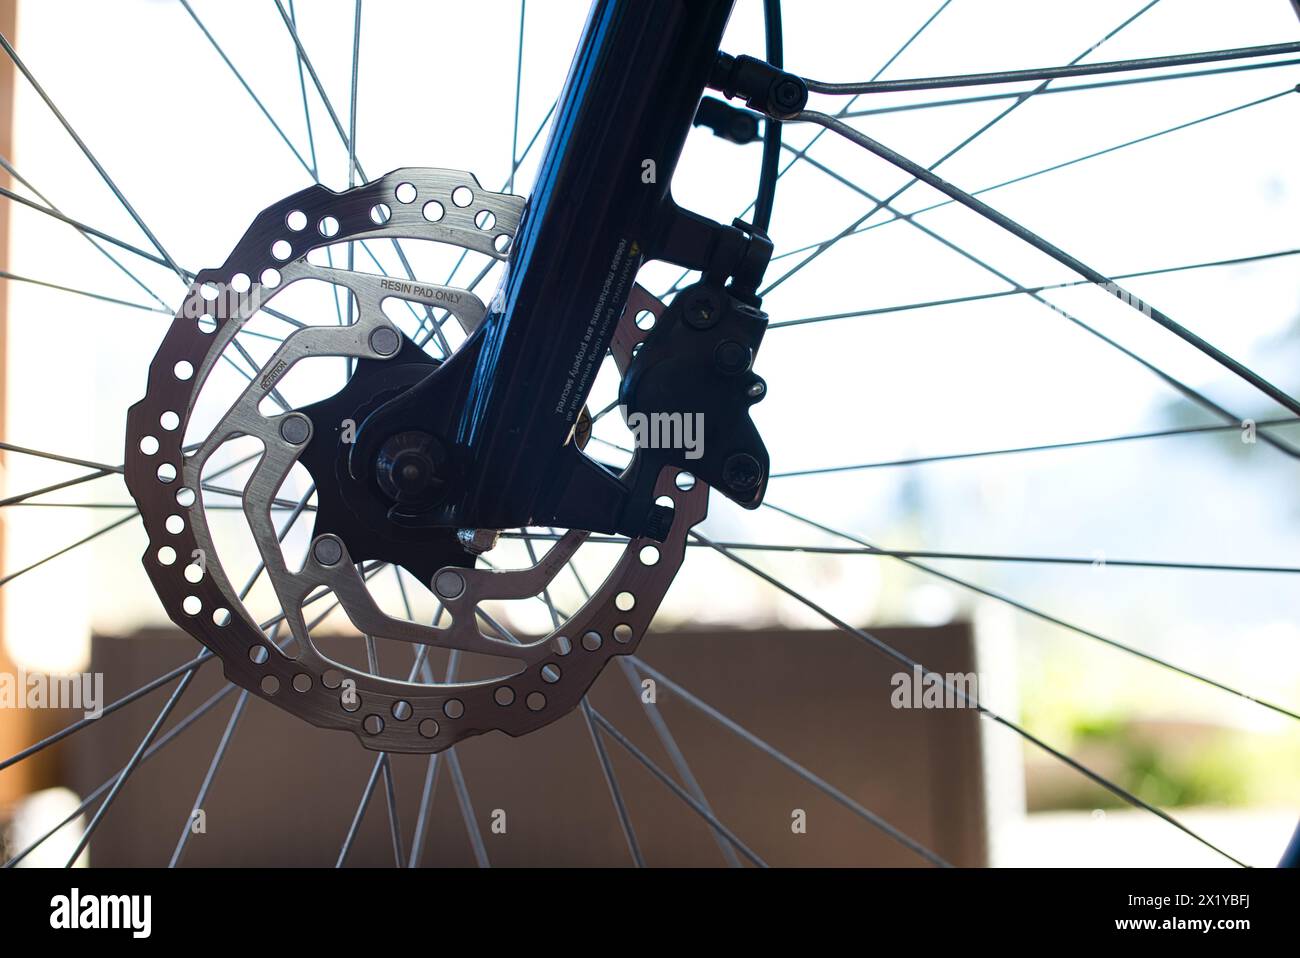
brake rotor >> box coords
[124,168,705,753]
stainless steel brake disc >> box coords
[124,168,705,753]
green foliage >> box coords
[1025,712,1297,811]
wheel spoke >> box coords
[770,249,1300,328]
[0,153,173,310]
[63,668,198,866]
[508,0,526,194]
[335,755,385,867]
[691,530,1249,866]
[794,107,1300,421]
[287,0,319,179]
[5,501,310,511]
[711,541,1300,576]
[0,269,169,314]
[0,650,213,775]
[271,0,352,177]
[0,32,186,281]
[337,635,426,868]
[628,657,949,866]
[0,549,381,779]
[762,502,1300,721]
[759,0,1163,297]
[269,0,451,358]
[0,440,308,511]
[615,659,741,867]
[491,552,939,868]
[368,643,407,868]
[579,699,646,867]
[429,96,556,303]
[757,123,1300,459]
[345,0,363,375]
[412,651,488,868]
[407,749,442,868]
[179,0,312,172]
[772,91,1297,268]
[510,528,1300,579]
[545,543,739,866]
[442,744,490,867]
[3,681,237,868]
[522,537,644,866]
[40,471,316,865]
[399,581,445,868]
[0,172,307,366]
[6,568,331,867]
[587,707,768,868]
[0,183,174,272]
[168,690,249,868]
[0,467,115,508]
[0,511,137,588]
[379,753,403,868]
[0,263,289,342]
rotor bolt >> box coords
[279,413,311,445]
[434,570,466,600]
[369,326,401,357]
[312,535,344,566]
[722,452,763,494]
[714,340,752,375]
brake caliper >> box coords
[619,277,770,510]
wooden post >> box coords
[0,0,31,816]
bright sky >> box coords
[3,0,1299,767]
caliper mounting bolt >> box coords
[722,453,763,494]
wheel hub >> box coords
[294,345,475,586]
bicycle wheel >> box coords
[0,0,1298,875]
